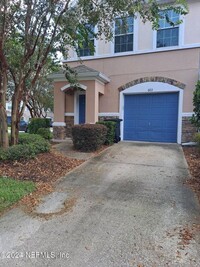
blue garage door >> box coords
[124,93,179,143]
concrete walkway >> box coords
[0,142,200,267]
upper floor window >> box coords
[78,25,95,57]
[157,9,179,48]
[114,17,134,53]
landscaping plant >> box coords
[28,118,51,134]
[72,124,107,152]
[191,81,200,130]
[37,128,52,140]
[0,134,50,161]
[97,121,116,145]
[194,133,200,149]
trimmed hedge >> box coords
[97,121,116,145]
[0,134,50,161]
[194,133,200,148]
[191,81,200,129]
[18,133,44,144]
[28,118,51,134]
[0,148,8,161]
[37,128,52,140]
[72,124,107,152]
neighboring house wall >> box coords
[53,1,199,143]
[6,102,31,121]
[6,102,12,116]
[5,102,54,122]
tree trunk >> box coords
[0,71,9,148]
[26,103,34,118]
[11,84,22,145]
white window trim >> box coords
[111,16,138,55]
[153,14,185,51]
[119,82,183,144]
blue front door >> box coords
[124,93,179,143]
[79,95,86,124]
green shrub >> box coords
[18,133,44,144]
[28,138,50,154]
[194,133,200,148]
[37,128,52,140]
[191,81,200,130]
[0,148,8,161]
[72,124,107,152]
[28,118,51,134]
[97,121,116,145]
[0,133,50,161]
[5,144,36,160]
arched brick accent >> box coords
[118,77,186,92]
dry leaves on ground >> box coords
[0,151,84,183]
[0,151,84,212]
[183,146,200,202]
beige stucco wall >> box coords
[86,86,99,123]
[97,36,111,55]
[54,80,101,122]
[65,93,74,113]
[67,47,75,60]
[67,1,200,59]
[67,48,200,113]
[138,19,153,51]
[54,82,66,123]
[184,1,200,45]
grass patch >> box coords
[0,177,36,212]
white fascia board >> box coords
[77,72,110,83]
[61,83,87,91]
[49,71,110,84]
[48,73,66,80]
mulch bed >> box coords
[183,146,200,202]
[0,150,85,214]
[0,151,84,183]
[0,145,110,214]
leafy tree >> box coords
[191,81,200,130]
[0,0,188,147]
[25,57,59,118]
[0,0,17,148]
[26,73,54,118]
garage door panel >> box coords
[124,93,179,143]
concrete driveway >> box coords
[0,142,200,267]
